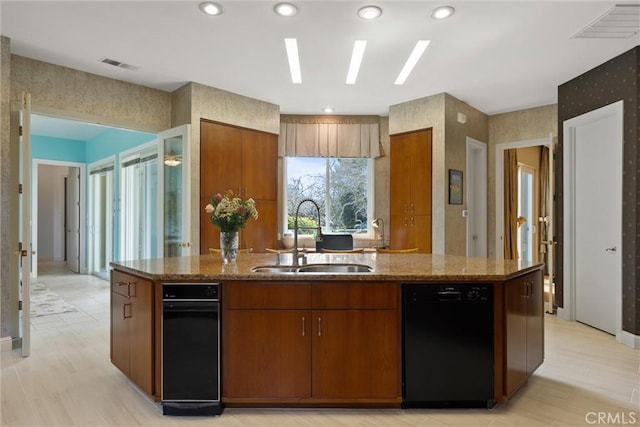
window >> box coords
[285,157,373,236]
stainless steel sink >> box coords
[296,263,373,273]
[250,263,373,274]
[250,265,299,273]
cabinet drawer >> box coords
[224,282,311,309]
[312,282,398,309]
[111,270,150,298]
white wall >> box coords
[37,164,68,261]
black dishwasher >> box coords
[402,283,494,408]
[162,283,223,416]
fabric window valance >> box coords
[278,122,381,158]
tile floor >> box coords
[1,261,638,426]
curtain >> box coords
[278,121,381,158]
[504,149,519,260]
[539,146,550,272]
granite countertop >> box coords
[110,253,543,282]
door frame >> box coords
[87,156,115,278]
[466,137,487,257]
[495,134,553,260]
[561,100,623,342]
[32,159,87,276]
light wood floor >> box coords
[2,261,638,426]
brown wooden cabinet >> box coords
[200,120,278,253]
[222,281,400,404]
[504,269,544,398]
[110,270,154,396]
[389,129,432,252]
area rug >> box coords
[30,282,78,317]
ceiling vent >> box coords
[572,4,640,39]
[99,57,137,71]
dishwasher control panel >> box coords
[404,284,492,303]
[163,283,220,300]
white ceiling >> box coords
[2,0,639,122]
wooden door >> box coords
[128,279,153,396]
[223,310,311,398]
[110,291,130,376]
[504,277,528,397]
[312,310,398,399]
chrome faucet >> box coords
[292,199,323,265]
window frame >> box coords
[282,156,375,241]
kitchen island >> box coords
[110,253,543,409]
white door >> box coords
[158,124,191,257]
[563,101,622,336]
[65,167,80,273]
[466,138,487,257]
[12,93,32,357]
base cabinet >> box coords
[224,310,311,398]
[223,282,400,403]
[504,269,544,398]
[110,271,153,396]
[312,310,398,399]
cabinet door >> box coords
[410,129,432,216]
[200,121,242,197]
[504,277,528,397]
[526,271,544,375]
[242,199,277,252]
[110,291,130,376]
[223,310,311,398]
[312,310,399,399]
[128,280,154,396]
[411,214,432,253]
[390,134,411,217]
[241,130,277,201]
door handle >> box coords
[605,247,617,253]
[301,316,305,336]
[317,317,322,337]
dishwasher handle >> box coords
[436,291,462,301]
[163,301,219,313]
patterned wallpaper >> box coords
[557,46,639,334]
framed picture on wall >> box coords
[449,169,463,205]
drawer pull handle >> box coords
[123,303,132,319]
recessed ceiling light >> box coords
[274,3,298,17]
[199,2,223,16]
[323,107,334,113]
[358,5,382,20]
[284,38,302,84]
[346,40,367,85]
[431,6,455,19]
[394,40,431,85]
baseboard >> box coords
[1,336,13,352]
[619,330,640,349]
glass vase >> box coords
[220,231,239,264]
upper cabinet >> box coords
[200,120,278,253]
[389,129,432,252]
